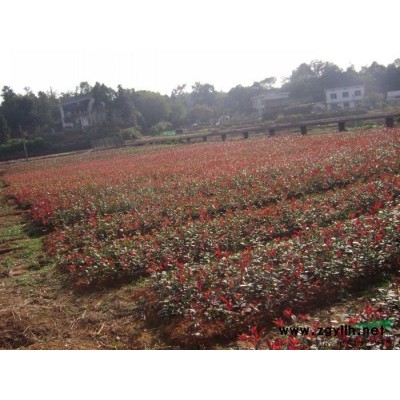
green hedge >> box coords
[0,136,90,161]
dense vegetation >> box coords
[3,127,399,348]
[1,59,400,150]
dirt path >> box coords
[0,182,168,349]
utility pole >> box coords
[19,126,29,162]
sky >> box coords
[1,0,399,96]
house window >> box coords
[330,93,337,100]
[354,90,362,97]
[343,102,350,108]
[342,92,349,98]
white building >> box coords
[251,91,290,118]
[387,90,400,102]
[325,85,365,110]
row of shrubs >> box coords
[85,123,175,141]
[0,123,177,161]
[0,136,91,161]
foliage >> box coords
[252,77,277,91]
[0,58,399,153]
[191,82,216,107]
[283,59,400,103]
[187,104,214,125]
[0,137,49,157]
[134,91,170,132]
[227,85,258,114]
[0,114,10,144]
[110,85,140,128]
[363,91,385,110]
[3,128,400,346]
[1,86,60,136]
[117,126,143,140]
[149,121,173,135]
[238,279,400,349]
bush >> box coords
[0,135,91,161]
[262,109,280,122]
[283,104,312,116]
[0,137,49,155]
[117,127,143,140]
[149,121,173,135]
[85,126,119,140]
[26,136,50,152]
[275,114,305,124]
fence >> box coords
[129,112,400,147]
[91,136,124,149]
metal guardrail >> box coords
[91,136,124,149]
[127,113,400,147]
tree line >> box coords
[1,59,400,145]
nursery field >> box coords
[1,128,400,349]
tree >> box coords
[282,63,316,100]
[364,91,385,110]
[34,91,60,130]
[92,82,116,125]
[252,77,276,91]
[214,92,236,116]
[342,65,362,86]
[111,85,140,127]
[187,104,214,125]
[381,60,400,92]
[0,114,10,144]
[283,60,349,102]
[169,100,187,127]
[287,63,314,81]
[76,81,92,95]
[1,86,37,134]
[171,84,187,98]
[359,62,387,93]
[134,90,170,132]
[1,86,19,133]
[317,62,345,88]
[227,85,258,114]
[191,82,216,107]
[170,84,188,127]
[309,60,341,78]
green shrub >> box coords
[26,136,50,152]
[0,137,48,153]
[117,127,143,140]
[275,114,304,124]
[149,121,173,135]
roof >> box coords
[251,92,290,101]
[325,85,364,93]
[60,94,93,106]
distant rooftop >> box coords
[251,91,290,101]
[60,94,93,105]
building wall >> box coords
[60,96,103,129]
[251,92,290,118]
[325,85,365,110]
[387,90,400,102]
